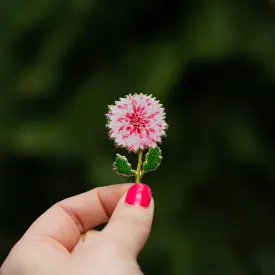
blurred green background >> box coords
[1,0,275,274]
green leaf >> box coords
[113,154,136,177]
[143,147,162,173]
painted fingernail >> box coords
[125,183,152,208]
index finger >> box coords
[22,183,132,251]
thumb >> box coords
[102,183,154,258]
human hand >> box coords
[0,183,154,275]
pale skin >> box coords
[0,184,154,275]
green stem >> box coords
[135,149,143,183]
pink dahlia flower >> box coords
[106,94,167,152]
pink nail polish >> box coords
[125,183,152,208]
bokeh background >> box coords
[1,0,275,274]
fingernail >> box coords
[125,183,152,208]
